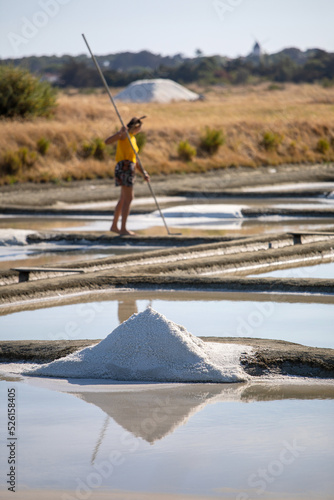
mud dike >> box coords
[1,230,334,297]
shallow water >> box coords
[1,293,333,348]
[1,216,334,269]
[2,214,332,234]
[0,244,150,270]
[0,379,333,499]
[1,194,334,237]
[252,260,334,280]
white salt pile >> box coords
[158,204,244,219]
[0,229,36,246]
[25,308,251,382]
[115,79,200,103]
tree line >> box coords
[1,48,334,88]
[57,50,334,88]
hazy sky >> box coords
[1,0,333,60]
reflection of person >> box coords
[105,116,150,235]
[117,298,138,324]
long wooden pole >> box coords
[82,34,173,235]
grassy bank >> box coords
[1,83,334,185]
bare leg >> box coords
[110,197,123,233]
[119,186,135,235]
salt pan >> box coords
[26,308,251,382]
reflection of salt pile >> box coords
[26,308,250,382]
[76,385,230,443]
[115,79,199,103]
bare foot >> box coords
[110,226,120,234]
[119,229,136,236]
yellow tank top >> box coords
[115,134,138,163]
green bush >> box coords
[37,137,50,155]
[136,131,147,153]
[267,83,285,91]
[81,138,106,160]
[18,147,37,167]
[106,144,116,157]
[288,140,297,154]
[260,131,283,151]
[316,138,330,154]
[92,137,106,160]
[199,127,225,155]
[59,142,77,161]
[322,78,334,88]
[0,65,57,118]
[81,141,95,158]
[1,151,22,175]
[1,147,37,175]
[177,140,197,161]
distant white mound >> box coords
[26,308,250,382]
[115,79,200,103]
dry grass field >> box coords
[0,82,334,184]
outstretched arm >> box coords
[105,126,127,145]
[136,163,150,182]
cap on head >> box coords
[127,116,146,130]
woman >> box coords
[105,116,149,235]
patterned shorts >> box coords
[114,160,136,187]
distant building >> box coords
[40,73,60,84]
[246,40,263,63]
[251,41,262,58]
